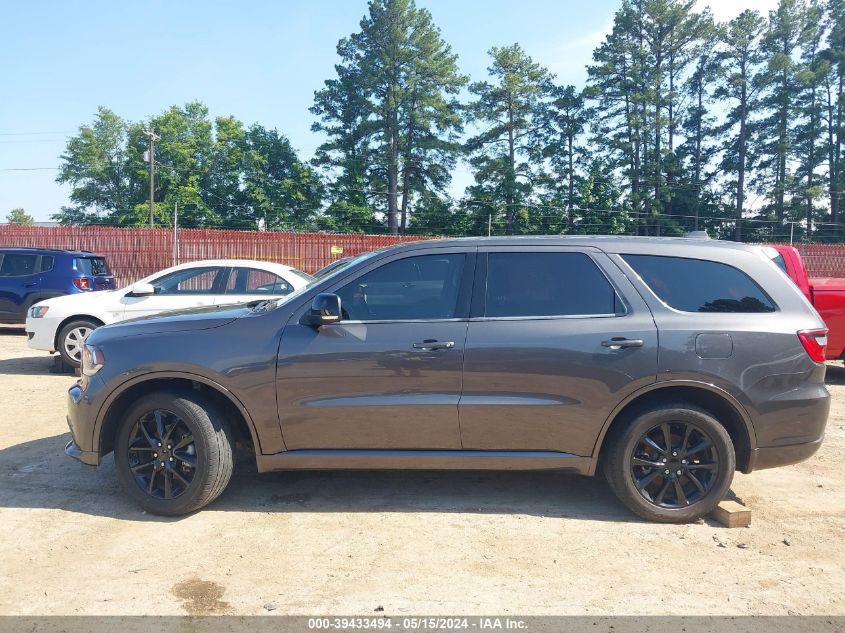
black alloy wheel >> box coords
[630,421,719,508]
[126,409,197,500]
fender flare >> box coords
[92,370,262,455]
[587,379,757,475]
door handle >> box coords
[601,337,644,350]
[24,282,37,288]
[412,340,455,351]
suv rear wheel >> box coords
[603,403,735,523]
[114,390,234,515]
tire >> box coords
[114,390,234,515]
[57,318,99,367]
[602,403,735,523]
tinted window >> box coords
[75,257,110,276]
[226,268,293,295]
[623,255,776,313]
[0,254,37,277]
[151,267,223,295]
[40,256,54,273]
[337,254,465,321]
[484,252,618,318]
[771,253,787,273]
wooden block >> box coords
[710,500,751,528]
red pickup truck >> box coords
[766,244,845,360]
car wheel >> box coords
[58,319,99,367]
[114,390,234,516]
[602,403,735,523]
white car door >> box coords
[215,267,296,305]
[121,265,228,320]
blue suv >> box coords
[0,248,115,324]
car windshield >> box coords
[266,250,378,311]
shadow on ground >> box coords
[0,354,57,376]
[0,432,642,524]
[826,363,845,386]
[0,325,26,336]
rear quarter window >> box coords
[622,254,776,313]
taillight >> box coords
[798,328,828,363]
[73,278,91,291]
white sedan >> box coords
[26,259,314,367]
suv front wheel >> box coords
[603,403,735,523]
[114,390,234,515]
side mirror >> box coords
[128,282,155,297]
[303,293,342,327]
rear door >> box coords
[459,246,658,456]
[121,265,227,320]
[0,252,41,322]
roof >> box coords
[0,246,95,256]
[380,235,759,255]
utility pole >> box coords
[143,128,160,228]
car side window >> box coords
[226,268,293,295]
[151,267,224,295]
[622,254,777,313]
[0,254,38,277]
[336,254,466,321]
[40,256,54,273]
[484,252,619,318]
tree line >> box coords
[54,0,845,242]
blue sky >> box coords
[0,0,776,221]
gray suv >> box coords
[65,237,830,522]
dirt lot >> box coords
[0,326,843,616]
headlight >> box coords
[82,344,105,376]
[29,305,49,318]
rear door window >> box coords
[39,256,54,273]
[226,268,293,295]
[75,257,110,276]
[622,254,776,313]
[0,254,38,277]
[484,252,619,318]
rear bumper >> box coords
[749,436,824,471]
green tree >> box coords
[314,0,466,234]
[793,0,829,234]
[539,84,589,227]
[6,208,34,225]
[466,44,551,235]
[822,0,845,227]
[55,107,140,224]
[753,0,807,224]
[715,10,766,240]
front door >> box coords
[276,249,474,450]
[0,252,40,322]
[459,247,658,457]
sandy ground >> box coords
[0,325,843,616]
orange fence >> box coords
[4,225,845,285]
[0,225,429,286]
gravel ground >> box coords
[0,325,843,616]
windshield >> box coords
[268,250,379,310]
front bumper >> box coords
[65,436,98,466]
[65,381,101,466]
[26,316,60,352]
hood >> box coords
[88,302,254,344]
